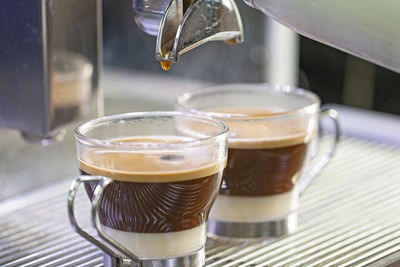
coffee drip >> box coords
[160,61,172,71]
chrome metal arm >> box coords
[133,0,244,66]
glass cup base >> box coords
[207,212,297,241]
[103,245,205,267]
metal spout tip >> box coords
[155,52,178,63]
[156,0,244,64]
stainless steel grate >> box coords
[1,138,400,266]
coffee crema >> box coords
[80,137,225,233]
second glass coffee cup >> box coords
[176,83,340,240]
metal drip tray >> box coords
[1,138,400,266]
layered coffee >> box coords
[208,108,313,222]
[79,137,225,259]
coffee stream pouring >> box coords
[133,0,400,73]
[132,0,244,70]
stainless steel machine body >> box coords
[0,0,102,143]
[1,0,400,265]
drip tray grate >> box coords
[1,138,400,266]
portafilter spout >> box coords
[132,0,244,70]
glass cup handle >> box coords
[67,176,118,258]
[67,176,141,266]
[91,178,141,264]
[298,107,341,194]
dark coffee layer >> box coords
[220,142,308,196]
[83,170,221,233]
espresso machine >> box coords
[1,0,400,267]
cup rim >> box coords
[75,111,228,148]
[176,83,321,120]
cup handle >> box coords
[297,107,341,194]
[90,177,141,263]
[67,176,140,265]
[67,176,118,257]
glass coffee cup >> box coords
[67,112,228,266]
[176,84,340,240]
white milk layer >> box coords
[101,223,206,259]
[209,190,298,222]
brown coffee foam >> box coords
[79,137,226,182]
[208,108,315,149]
[228,133,311,149]
[209,107,285,117]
